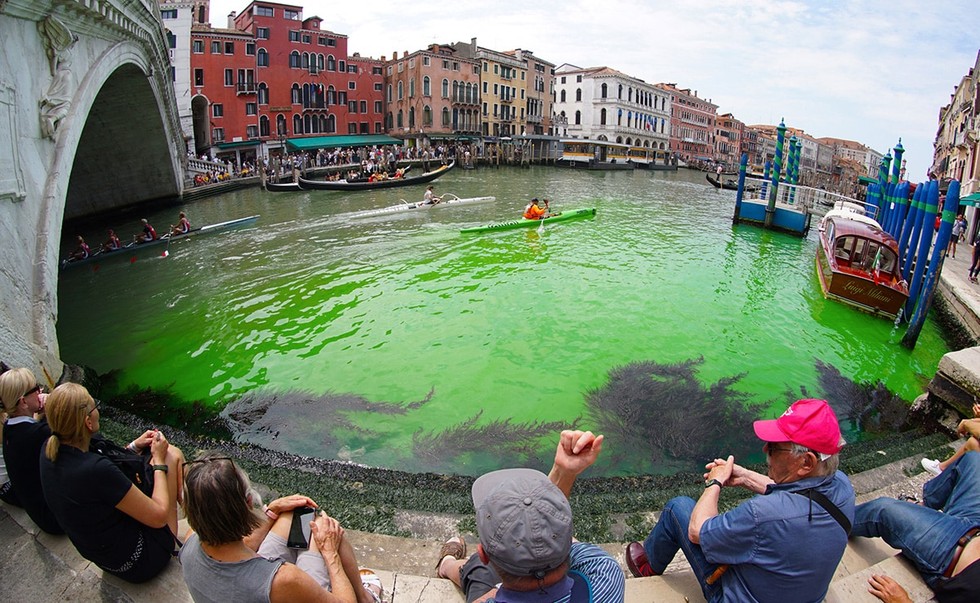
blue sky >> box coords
[205,0,979,180]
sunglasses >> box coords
[21,383,43,399]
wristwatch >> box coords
[151,464,169,474]
[705,478,723,489]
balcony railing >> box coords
[236,82,257,95]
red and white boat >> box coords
[816,202,909,319]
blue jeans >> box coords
[853,451,980,588]
[643,496,722,602]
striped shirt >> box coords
[490,542,625,603]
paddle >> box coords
[160,233,172,258]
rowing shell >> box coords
[61,215,260,270]
[460,208,597,234]
[349,193,496,219]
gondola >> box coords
[297,161,454,191]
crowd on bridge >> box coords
[2,361,978,603]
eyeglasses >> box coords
[21,383,43,399]
[764,443,795,456]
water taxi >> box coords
[558,140,632,170]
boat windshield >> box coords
[835,236,898,274]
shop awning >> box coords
[959,191,980,206]
[858,175,878,186]
[285,135,402,152]
[216,140,260,150]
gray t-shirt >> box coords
[179,533,284,603]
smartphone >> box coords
[287,506,316,548]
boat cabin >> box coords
[824,217,901,281]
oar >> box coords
[537,217,546,234]
[160,233,172,258]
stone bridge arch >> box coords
[1,1,184,378]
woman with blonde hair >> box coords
[39,383,183,583]
[0,367,62,534]
[179,452,383,603]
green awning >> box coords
[285,135,402,151]
[959,191,980,206]
[857,175,877,186]
[216,140,260,150]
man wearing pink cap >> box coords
[625,399,855,603]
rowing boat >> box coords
[349,193,496,218]
[297,161,454,191]
[460,208,597,234]
[61,215,260,269]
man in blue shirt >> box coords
[435,430,625,602]
[625,399,855,603]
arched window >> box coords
[396,110,403,128]
[327,55,336,71]
[423,105,432,126]
[442,107,450,126]
[618,84,623,99]
[423,76,431,96]
[291,83,300,104]
[386,112,393,129]
[452,81,459,102]
[600,108,606,125]
[575,110,581,125]
[166,30,177,49]
[292,114,302,134]
[318,54,324,71]
[386,84,392,103]
[289,51,300,68]
[302,83,310,108]
[327,86,335,105]
[409,107,415,128]
[397,81,403,100]
[304,114,311,132]
[258,83,268,104]
[319,115,327,132]
[302,52,310,69]
[327,114,336,133]
[276,114,286,136]
[442,78,449,98]
[410,79,415,97]
[575,88,582,102]
[259,115,269,136]
[257,48,269,67]
[601,83,607,98]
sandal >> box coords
[359,568,383,603]
[435,536,467,576]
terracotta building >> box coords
[655,83,717,163]
[187,1,384,162]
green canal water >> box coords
[57,167,949,476]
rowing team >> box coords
[523,198,553,220]
[67,212,191,261]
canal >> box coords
[56,166,949,476]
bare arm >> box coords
[689,455,735,543]
[243,494,317,552]
[704,457,774,495]
[548,430,604,498]
[115,432,172,528]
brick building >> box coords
[655,83,717,164]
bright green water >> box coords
[57,167,948,475]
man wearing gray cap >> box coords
[435,430,625,602]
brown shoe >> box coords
[435,536,467,576]
[625,541,657,577]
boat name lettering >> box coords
[841,280,893,303]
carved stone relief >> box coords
[37,15,78,140]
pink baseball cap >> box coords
[753,399,843,455]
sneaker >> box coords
[921,458,942,476]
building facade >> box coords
[509,49,555,136]
[554,64,670,150]
[160,1,198,148]
[182,0,384,162]
[383,44,481,146]
[715,113,743,168]
[655,83,717,163]
[932,50,979,194]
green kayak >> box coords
[460,208,597,234]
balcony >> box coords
[527,114,542,124]
[236,82,257,95]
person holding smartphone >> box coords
[179,452,382,603]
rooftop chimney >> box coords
[471,37,477,52]
[392,51,398,60]
[228,11,236,29]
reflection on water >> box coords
[57,167,948,476]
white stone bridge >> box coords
[0,0,184,376]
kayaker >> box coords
[169,212,191,236]
[134,218,157,243]
[523,198,549,220]
[423,185,442,205]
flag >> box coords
[871,248,882,284]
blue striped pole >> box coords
[733,153,748,224]
[898,182,924,279]
[888,181,911,238]
[891,139,905,183]
[793,139,803,183]
[766,120,787,228]
[903,180,939,319]
[787,135,798,205]
[902,180,959,346]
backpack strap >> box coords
[568,569,593,603]
[790,488,851,535]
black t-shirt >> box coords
[39,445,143,570]
[937,558,980,603]
[2,418,62,534]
